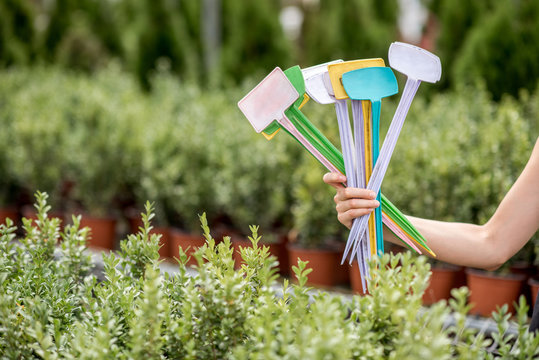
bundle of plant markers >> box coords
[238,42,441,292]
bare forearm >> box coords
[384,217,502,270]
[385,138,539,270]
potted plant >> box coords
[422,259,463,305]
[5,83,69,224]
[0,101,20,224]
[506,238,538,313]
[69,156,120,250]
[466,261,526,317]
[127,120,184,260]
[213,121,296,273]
[0,75,20,224]
[66,93,141,250]
[466,239,538,317]
[163,108,218,266]
[289,160,347,287]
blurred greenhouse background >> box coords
[0,0,538,270]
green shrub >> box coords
[0,96,19,206]
[0,0,292,89]
[63,67,146,217]
[426,0,539,99]
[0,68,73,209]
[211,103,300,235]
[451,0,539,100]
[0,66,298,232]
[1,192,538,359]
[0,66,147,214]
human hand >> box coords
[322,172,380,229]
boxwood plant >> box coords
[0,192,538,359]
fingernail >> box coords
[374,200,380,207]
[370,191,377,198]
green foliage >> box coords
[0,69,71,208]
[1,193,538,358]
[426,0,539,99]
[452,0,539,100]
[0,100,19,205]
[0,191,93,358]
[0,65,146,215]
[0,0,292,89]
[3,0,539,100]
[212,107,299,234]
[64,67,145,217]
[421,0,497,90]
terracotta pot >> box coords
[170,229,206,266]
[287,245,339,287]
[466,269,526,317]
[510,262,537,278]
[422,265,462,305]
[388,244,409,256]
[79,215,117,250]
[332,249,350,286]
[350,260,370,295]
[454,266,468,288]
[276,233,290,276]
[231,235,285,274]
[529,278,539,307]
[0,207,18,225]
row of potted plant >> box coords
[0,67,295,249]
[0,66,348,283]
[421,255,539,317]
[0,67,537,305]
[3,198,537,317]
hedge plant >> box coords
[0,69,72,210]
[1,192,538,359]
[0,100,19,207]
[64,67,146,218]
